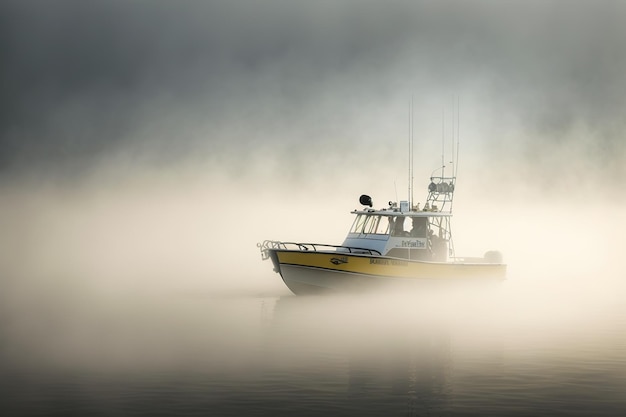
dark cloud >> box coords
[1,0,625,180]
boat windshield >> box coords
[349,214,391,235]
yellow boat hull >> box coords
[267,249,506,295]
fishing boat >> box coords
[258,173,506,295]
[259,106,506,295]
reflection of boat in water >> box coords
[265,295,454,415]
[258,172,506,295]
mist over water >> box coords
[1,163,625,415]
[2,0,626,415]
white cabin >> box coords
[341,208,452,261]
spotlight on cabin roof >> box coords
[359,194,373,207]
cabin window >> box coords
[374,216,391,234]
[349,215,367,234]
[362,215,388,234]
[349,215,391,235]
[390,216,410,236]
[389,216,430,237]
[362,216,377,234]
[409,217,429,237]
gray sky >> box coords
[2,0,625,186]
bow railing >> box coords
[257,240,381,260]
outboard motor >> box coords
[484,250,503,264]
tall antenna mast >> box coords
[449,97,460,213]
[455,96,460,178]
[408,97,414,209]
[441,109,445,179]
[451,99,455,175]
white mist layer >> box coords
[0,161,624,375]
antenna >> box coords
[441,109,445,179]
[408,99,411,209]
[394,178,398,204]
[451,98,455,174]
[455,96,460,178]
[449,97,460,213]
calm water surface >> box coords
[1,277,625,416]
